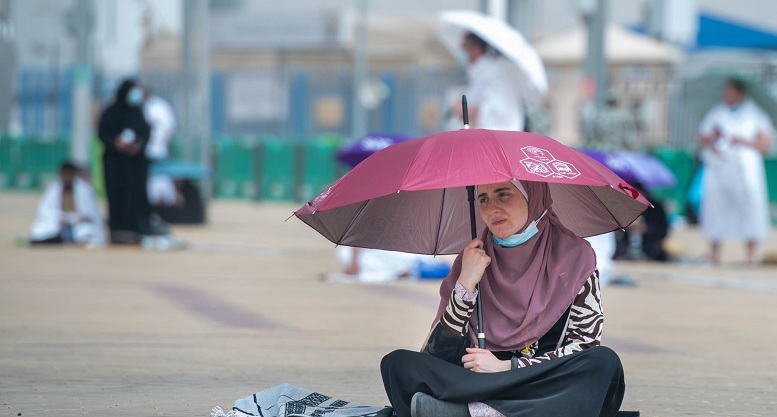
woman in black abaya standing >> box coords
[98,79,151,244]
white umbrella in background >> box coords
[437,10,548,104]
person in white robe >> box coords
[333,246,423,283]
[450,32,525,131]
[30,162,106,246]
[450,31,620,284]
[698,79,774,265]
[143,93,178,206]
[584,232,615,287]
[140,91,187,250]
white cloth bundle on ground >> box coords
[212,383,392,417]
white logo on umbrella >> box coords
[519,146,580,179]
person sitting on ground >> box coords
[380,180,625,417]
[615,182,670,262]
[329,246,428,284]
[29,162,107,247]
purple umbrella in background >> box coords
[578,148,677,190]
[335,134,410,168]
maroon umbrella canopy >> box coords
[295,129,650,255]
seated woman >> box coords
[381,180,625,417]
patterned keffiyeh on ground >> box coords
[211,383,393,417]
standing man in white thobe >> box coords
[698,79,773,265]
[144,91,178,206]
[450,32,525,131]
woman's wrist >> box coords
[454,280,478,302]
[457,277,477,294]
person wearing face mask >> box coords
[697,78,774,265]
[29,162,106,246]
[97,79,152,244]
[381,180,627,417]
[449,32,526,132]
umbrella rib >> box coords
[432,188,448,255]
[399,150,425,191]
[333,200,371,245]
[591,185,625,232]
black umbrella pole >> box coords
[462,95,470,128]
[467,185,486,349]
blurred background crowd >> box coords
[0,0,776,265]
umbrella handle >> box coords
[462,95,470,129]
[467,184,486,349]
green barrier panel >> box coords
[236,140,257,199]
[14,138,36,189]
[0,134,16,189]
[316,133,346,147]
[27,140,42,188]
[168,137,202,161]
[214,140,234,198]
[260,140,295,201]
[214,139,256,199]
[0,136,53,190]
[765,158,777,225]
[650,148,777,224]
[299,141,338,202]
[4,137,72,190]
[34,138,70,188]
[91,137,106,199]
[169,137,184,159]
[766,158,777,203]
[650,147,697,218]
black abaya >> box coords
[97,80,151,239]
[381,346,625,417]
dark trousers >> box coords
[381,346,625,417]
[103,153,150,237]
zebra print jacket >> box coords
[422,270,603,369]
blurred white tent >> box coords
[533,24,682,145]
[535,24,681,65]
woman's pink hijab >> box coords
[433,180,597,352]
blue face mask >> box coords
[456,49,470,68]
[493,210,547,247]
[126,86,144,106]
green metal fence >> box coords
[649,146,698,219]
[214,138,257,199]
[0,134,70,190]
[209,136,346,201]
[649,146,777,223]
[1,135,774,223]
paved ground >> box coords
[1,192,776,417]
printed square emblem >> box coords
[518,146,580,179]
